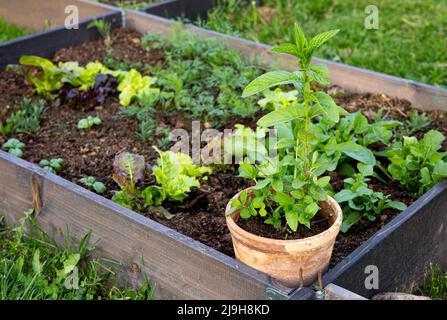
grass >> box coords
[415,263,447,299]
[0,211,154,300]
[94,0,159,10]
[0,16,31,43]
[199,0,447,87]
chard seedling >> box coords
[334,163,407,232]
[79,176,106,194]
[39,158,64,174]
[2,138,25,158]
[230,24,344,232]
[77,116,102,130]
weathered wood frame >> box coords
[0,0,122,69]
[1,4,447,300]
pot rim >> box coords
[225,187,343,246]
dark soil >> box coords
[2,28,447,269]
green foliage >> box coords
[0,211,153,300]
[231,25,342,232]
[416,263,447,300]
[2,138,25,158]
[151,147,212,202]
[334,163,406,232]
[77,116,102,130]
[0,98,46,136]
[0,16,31,42]
[386,130,447,197]
[10,56,160,109]
[87,19,112,50]
[39,158,64,174]
[395,111,430,140]
[117,69,159,108]
[111,150,211,215]
[91,0,154,10]
[200,0,447,87]
[79,176,106,194]
[142,30,261,126]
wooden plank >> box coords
[0,151,291,299]
[126,10,447,111]
[0,12,122,69]
[317,182,447,298]
[142,0,216,21]
[0,0,112,32]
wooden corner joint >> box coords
[31,174,42,216]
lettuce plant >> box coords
[229,25,345,232]
[39,158,64,174]
[386,130,447,197]
[117,69,160,108]
[77,116,102,130]
[112,150,211,214]
[334,163,406,232]
[2,138,25,158]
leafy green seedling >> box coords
[2,138,25,158]
[77,116,102,130]
[334,163,407,232]
[386,130,447,197]
[39,158,64,174]
[79,176,106,194]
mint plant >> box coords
[77,116,102,130]
[79,176,106,194]
[334,163,407,232]
[39,158,64,174]
[2,138,25,158]
[386,130,447,197]
[228,25,345,232]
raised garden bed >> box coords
[0,0,121,69]
[1,6,447,300]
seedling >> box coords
[77,116,102,130]
[386,130,447,197]
[334,163,407,232]
[229,25,344,231]
[39,158,64,174]
[2,138,25,158]
[88,19,112,53]
[79,176,106,194]
[0,98,45,135]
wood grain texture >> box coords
[0,150,292,299]
[126,10,447,111]
[0,0,111,32]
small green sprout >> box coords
[79,176,107,194]
[77,116,102,130]
[2,138,25,158]
[39,158,64,174]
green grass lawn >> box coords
[0,212,153,300]
[0,17,31,43]
[200,0,447,87]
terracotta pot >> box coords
[225,187,342,288]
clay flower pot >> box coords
[225,187,342,288]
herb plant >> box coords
[39,158,64,174]
[77,116,102,130]
[0,98,45,135]
[79,176,107,194]
[229,25,344,232]
[334,163,406,232]
[386,130,447,197]
[2,138,25,158]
